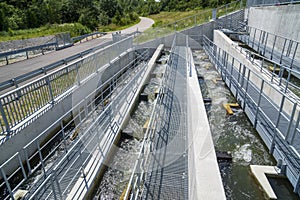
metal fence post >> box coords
[254,80,264,128]
[0,100,10,134]
[0,167,14,200]
[45,76,55,104]
[285,102,297,142]
[270,96,286,154]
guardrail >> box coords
[0,42,57,65]
[26,51,149,200]
[247,0,300,7]
[239,25,300,70]
[203,35,300,192]
[0,32,106,66]
[0,37,132,138]
[0,49,149,200]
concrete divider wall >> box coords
[187,48,226,199]
[0,50,136,174]
[248,5,300,42]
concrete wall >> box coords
[248,4,300,60]
[248,4,300,42]
[0,49,136,174]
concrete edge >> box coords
[250,165,279,199]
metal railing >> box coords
[233,44,300,100]
[124,34,176,199]
[0,37,132,138]
[239,25,300,70]
[247,0,300,7]
[0,39,112,93]
[0,32,106,66]
[0,49,150,200]
[203,35,300,191]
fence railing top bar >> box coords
[247,25,300,44]
[0,36,133,98]
[203,35,300,104]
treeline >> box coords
[0,0,233,32]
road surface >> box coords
[0,17,154,84]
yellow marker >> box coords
[70,130,79,141]
[268,66,280,72]
[223,103,239,115]
[119,184,131,200]
[143,119,150,133]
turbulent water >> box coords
[93,57,167,200]
[192,50,300,200]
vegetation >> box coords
[0,0,236,41]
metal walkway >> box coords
[141,46,188,200]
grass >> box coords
[98,18,141,32]
[0,23,91,42]
[135,1,242,43]
[135,8,213,43]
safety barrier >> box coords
[0,37,132,139]
[233,44,300,99]
[239,25,300,70]
[203,35,300,193]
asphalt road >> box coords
[0,17,154,84]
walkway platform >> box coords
[140,46,225,199]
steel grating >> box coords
[141,46,188,200]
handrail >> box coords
[0,37,132,137]
[0,50,149,200]
[0,39,111,92]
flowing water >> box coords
[193,50,299,200]
[92,56,167,199]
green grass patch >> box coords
[0,23,91,42]
[98,18,141,32]
[136,1,242,44]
